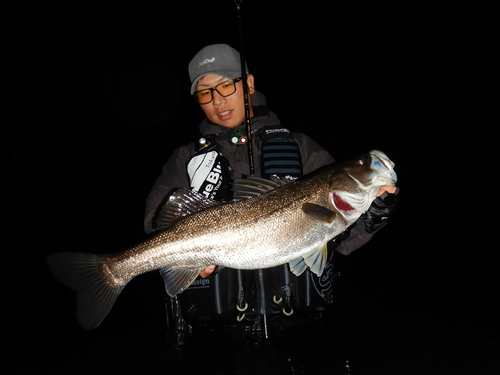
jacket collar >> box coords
[198,106,280,137]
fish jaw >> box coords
[330,150,397,217]
[370,149,397,186]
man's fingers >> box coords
[200,265,216,278]
[377,185,397,197]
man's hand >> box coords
[361,184,400,233]
[377,185,397,197]
[200,265,216,278]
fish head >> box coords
[329,150,397,219]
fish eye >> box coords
[357,158,364,165]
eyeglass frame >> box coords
[193,76,243,104]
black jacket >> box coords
[144,105,375,255]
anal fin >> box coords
[159,267,204,297]
[289,244,328,277]
[289,257,309,276]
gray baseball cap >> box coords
[189,44,249,95]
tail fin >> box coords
[46,252,126,330]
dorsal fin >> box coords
[155,188,221,231]
[232,175,290,200]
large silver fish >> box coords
[47,150,397,329]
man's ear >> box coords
[246,74,255,95]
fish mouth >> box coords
[370,150,397,185]
[332,150,397,214]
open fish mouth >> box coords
[370,150,397,185]
[371,150,394,171]
[332,150,397,214]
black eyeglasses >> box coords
[193,77,243,104]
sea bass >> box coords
[47,150,397,329]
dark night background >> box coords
[6,1,496,374]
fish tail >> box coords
[46,252,125,330]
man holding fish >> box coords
[143,44,398,340]
[47,44,398,338]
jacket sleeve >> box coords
[144,144,195,234]
[334,223,375,255]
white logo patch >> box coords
[199,57,215,67]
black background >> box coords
[6,1,496,374]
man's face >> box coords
[196,74,255,128]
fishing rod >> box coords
[234,0,255,176]
[234,0,270,340]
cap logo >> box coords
[199,57,215,67]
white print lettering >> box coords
[311,261,334,298]
[188,152,218,192]
[188,277,210,289]
[187,151,225,200]
[201,161,223,199]
[199,57,215,67]
[265,128,290,135]
[204,156,215,170]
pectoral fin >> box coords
[302,203,336,224]
[289,244,329,277]
[159,267,204,297]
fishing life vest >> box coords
[260,126,302,179]
[164,127,337,329]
